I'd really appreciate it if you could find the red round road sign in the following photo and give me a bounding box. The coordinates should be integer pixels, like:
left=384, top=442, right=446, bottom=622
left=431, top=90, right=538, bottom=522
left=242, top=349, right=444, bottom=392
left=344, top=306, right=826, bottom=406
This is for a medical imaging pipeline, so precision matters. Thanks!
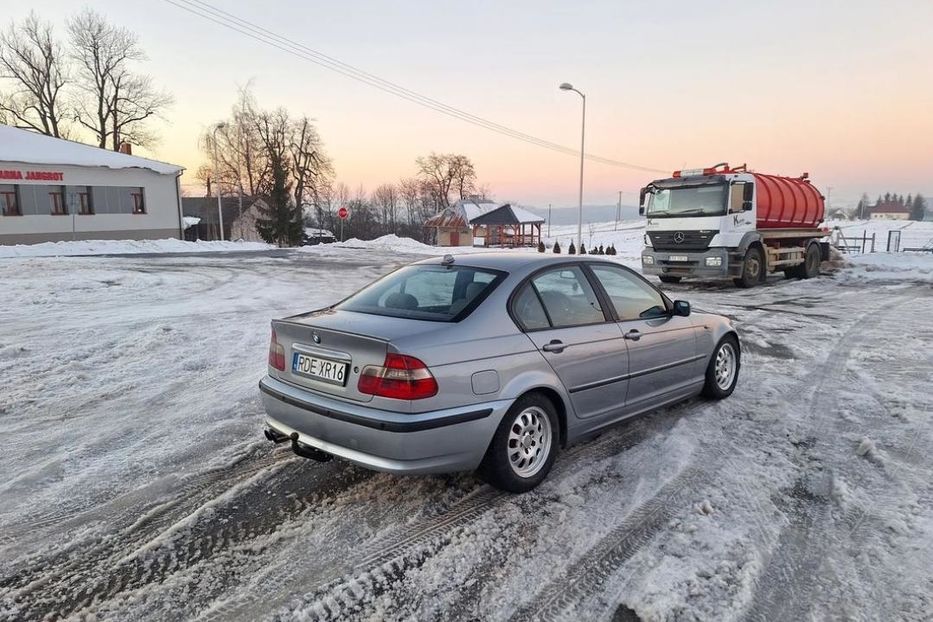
left=337, top=206, right=349, bottom=220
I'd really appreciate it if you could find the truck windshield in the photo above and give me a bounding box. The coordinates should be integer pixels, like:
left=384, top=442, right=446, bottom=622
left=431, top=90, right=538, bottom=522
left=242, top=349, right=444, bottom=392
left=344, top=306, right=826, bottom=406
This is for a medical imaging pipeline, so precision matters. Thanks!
left=646, top=184, right=727, bottom=218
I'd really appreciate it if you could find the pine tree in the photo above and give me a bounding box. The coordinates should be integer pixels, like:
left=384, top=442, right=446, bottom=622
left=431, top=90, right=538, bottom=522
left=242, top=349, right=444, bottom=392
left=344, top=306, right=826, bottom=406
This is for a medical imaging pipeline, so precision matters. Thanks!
left=256, top=153, right=301, bottom=246
left=568, top=241, right=576, bottom=255
left=911, top=194, right=927, bottom=221
left=537, top=240, right=546, bottom=253
left=598, top=244, right=605, bottom=255
left=883, top=192, right=891, bottom=204
left=553, top=240, right=561, bottom=254
left=579, top=242, right=587, bottom=255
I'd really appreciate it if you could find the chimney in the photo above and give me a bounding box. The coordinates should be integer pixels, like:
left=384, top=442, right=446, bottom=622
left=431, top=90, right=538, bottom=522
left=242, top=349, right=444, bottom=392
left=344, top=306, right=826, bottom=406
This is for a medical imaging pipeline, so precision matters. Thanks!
left=119, top=142, right=133, bottom=155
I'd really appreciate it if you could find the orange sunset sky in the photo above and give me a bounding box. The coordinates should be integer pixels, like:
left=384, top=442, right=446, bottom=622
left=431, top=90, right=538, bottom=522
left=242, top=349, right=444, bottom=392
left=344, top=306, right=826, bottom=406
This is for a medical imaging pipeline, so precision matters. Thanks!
left=5, top=0, right=933, bottom=209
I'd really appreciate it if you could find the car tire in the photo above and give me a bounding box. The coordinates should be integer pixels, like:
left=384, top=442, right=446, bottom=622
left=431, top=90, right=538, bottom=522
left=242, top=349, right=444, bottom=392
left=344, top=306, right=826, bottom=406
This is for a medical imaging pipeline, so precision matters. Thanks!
left=659, top=275, right=682, bottom=284
left=702, top=335, right=741, bottom=399
left=478, top=393, right=559, bottom=493
left=734, top=246, right=764, bottom=288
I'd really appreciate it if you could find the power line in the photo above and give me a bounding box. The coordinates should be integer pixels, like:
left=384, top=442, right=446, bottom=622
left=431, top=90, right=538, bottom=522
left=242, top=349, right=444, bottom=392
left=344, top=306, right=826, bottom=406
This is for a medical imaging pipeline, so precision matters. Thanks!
left=160, top=0, right=668, bottom=174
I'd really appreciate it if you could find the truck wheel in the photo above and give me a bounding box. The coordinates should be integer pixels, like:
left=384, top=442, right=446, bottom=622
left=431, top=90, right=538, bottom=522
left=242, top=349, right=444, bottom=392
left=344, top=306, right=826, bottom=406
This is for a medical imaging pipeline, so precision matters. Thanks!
left=659, top=276, right=682, bottom=284
left=734, top=246, right=763, bottom=288
left=801, top=243, right=821, bottom=279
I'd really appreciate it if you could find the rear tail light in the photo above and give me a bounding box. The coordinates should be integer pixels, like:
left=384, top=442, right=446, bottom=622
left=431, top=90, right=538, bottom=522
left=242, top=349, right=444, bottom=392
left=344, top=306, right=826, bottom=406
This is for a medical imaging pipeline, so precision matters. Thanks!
left=268, top=328, right=286, bottom=371
left=358, top=353, right=438, bottom=400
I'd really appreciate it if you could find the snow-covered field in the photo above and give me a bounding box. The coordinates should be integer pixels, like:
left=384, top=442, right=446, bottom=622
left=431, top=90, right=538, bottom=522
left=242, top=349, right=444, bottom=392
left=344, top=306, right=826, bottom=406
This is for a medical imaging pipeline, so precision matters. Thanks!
left=1, top=225, right=932, bottom=621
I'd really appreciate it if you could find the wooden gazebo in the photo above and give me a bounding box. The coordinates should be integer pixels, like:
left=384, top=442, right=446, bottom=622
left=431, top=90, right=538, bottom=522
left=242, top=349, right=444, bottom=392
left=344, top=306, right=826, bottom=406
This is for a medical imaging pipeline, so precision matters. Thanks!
left=469, top=203, right=544, bottom=248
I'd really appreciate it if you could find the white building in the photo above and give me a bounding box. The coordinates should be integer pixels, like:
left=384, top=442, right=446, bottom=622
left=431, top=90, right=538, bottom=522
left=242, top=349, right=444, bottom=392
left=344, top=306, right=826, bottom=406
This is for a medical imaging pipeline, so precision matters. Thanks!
left=0, top=125, right=184, bottom=245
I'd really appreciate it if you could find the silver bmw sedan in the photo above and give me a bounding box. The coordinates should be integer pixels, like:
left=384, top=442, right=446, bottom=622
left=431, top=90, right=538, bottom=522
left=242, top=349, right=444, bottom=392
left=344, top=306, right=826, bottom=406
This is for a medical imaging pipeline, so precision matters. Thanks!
left=260, top=253, right=740, bottom=492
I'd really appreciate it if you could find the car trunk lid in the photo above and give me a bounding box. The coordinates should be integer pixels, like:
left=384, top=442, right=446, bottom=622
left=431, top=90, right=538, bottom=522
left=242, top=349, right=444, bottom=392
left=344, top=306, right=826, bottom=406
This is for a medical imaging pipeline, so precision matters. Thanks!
left=270, top=309, right=443, bottom=403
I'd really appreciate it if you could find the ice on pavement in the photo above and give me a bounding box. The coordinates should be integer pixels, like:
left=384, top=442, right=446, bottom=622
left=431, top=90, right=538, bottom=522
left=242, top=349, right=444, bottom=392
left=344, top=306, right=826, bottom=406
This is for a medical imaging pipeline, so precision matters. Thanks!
left=1, top=221, right=932, bottom=621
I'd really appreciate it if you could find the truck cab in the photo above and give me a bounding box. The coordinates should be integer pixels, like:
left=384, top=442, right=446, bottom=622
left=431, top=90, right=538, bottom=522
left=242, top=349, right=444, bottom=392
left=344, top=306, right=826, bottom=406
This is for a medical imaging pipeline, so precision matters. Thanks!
left=639, top=163, right=827, bottom=287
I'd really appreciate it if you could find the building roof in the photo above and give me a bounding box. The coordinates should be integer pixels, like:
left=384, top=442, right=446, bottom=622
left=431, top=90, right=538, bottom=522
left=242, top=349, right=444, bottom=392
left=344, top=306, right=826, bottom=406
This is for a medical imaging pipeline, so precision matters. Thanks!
left=468, top=203, right=546, bottom=226
left=452, top=197, right=498, bottom=223
left=423, top=207, right=467, bottom=229
left=0, top=124, right=183, bottom=175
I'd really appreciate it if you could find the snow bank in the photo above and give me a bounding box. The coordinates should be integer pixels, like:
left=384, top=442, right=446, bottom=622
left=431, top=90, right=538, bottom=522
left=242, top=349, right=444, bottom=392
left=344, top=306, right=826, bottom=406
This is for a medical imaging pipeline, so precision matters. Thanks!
left=0, top=238, right=273, bottom=258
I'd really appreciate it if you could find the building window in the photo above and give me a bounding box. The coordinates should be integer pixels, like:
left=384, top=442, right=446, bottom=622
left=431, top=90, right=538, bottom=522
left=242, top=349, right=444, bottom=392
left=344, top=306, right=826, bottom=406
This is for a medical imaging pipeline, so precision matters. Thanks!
left=79, top=192, right=92, bottom=214
left=50, top=189, right=67, bottom=215
left=0, top=187, right=19, bottom=216
left=132, top=190, right=146, bottom=214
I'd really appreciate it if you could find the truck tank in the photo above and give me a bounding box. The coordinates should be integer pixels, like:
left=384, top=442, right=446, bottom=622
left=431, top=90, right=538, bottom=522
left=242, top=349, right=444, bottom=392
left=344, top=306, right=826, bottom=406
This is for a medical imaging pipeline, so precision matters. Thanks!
left=752, top=173, right=825, bottom=229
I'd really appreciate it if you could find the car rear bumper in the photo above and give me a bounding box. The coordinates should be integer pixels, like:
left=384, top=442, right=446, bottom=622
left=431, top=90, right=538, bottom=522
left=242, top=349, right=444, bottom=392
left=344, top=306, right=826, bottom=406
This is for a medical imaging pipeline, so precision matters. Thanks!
left=259, top=376, right=510, bottom=474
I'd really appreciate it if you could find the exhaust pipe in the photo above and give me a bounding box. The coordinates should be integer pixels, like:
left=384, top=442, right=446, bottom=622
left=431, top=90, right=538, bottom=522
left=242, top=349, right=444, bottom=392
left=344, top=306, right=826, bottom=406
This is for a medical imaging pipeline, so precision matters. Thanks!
left=264, top=428, right=289, bottom=444
left=289, top=432, right=333, bottom=462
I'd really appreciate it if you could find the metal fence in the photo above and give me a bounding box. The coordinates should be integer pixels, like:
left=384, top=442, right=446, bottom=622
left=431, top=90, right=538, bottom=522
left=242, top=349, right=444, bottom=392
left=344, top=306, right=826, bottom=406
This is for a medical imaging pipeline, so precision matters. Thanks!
left=830, top=224, right=933, bottom=255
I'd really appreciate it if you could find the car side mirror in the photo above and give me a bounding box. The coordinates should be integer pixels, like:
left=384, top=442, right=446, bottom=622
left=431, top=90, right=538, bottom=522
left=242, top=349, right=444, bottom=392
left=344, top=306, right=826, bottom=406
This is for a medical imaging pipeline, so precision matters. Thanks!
left=672, top=300, right=691, bottom=316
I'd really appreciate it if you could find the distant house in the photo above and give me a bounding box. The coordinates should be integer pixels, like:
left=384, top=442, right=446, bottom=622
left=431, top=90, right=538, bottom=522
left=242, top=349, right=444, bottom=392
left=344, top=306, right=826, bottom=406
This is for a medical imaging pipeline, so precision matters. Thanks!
left=424, top=197, right=498, bottom=246
left=182, top=196, right=269, bottom=241
left=869, top=201, right=911, bottom=220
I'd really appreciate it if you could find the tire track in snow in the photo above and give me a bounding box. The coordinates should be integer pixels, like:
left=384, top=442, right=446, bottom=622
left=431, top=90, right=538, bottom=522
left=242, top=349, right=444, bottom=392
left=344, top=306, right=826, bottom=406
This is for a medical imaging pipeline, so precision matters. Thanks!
left=199, top=410, right=691, bottom=622
left=0, top=444, right=294, bottom=604
left=509, top=467, right=708, bottom=622
left=741, top=294, right=913, bottom=622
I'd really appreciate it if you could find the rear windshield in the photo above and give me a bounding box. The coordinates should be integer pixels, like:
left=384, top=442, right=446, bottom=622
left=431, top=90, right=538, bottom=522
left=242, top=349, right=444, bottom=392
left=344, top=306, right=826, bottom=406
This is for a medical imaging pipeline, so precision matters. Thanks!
left=336, top=264, right=505, bottom=321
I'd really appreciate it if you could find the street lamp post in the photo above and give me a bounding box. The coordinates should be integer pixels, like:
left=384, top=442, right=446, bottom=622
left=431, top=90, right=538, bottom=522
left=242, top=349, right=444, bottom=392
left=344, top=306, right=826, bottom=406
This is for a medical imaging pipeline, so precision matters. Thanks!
left=560, top=82, right=585, bottom=250
left=212, top=122, right=227, bottom=241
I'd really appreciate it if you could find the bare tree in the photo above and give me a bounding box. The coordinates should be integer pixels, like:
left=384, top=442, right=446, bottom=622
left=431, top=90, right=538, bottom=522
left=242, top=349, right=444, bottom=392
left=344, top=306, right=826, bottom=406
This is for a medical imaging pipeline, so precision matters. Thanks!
left=290, top=115, right=333, bottom=220
left=0, top=13, right=69, bottom=137
left=67, top=8, right=171, bottom=150
left=398, top=177, right=422, bottom=227
left=416, top=152, right=478, bottom=209
left=372, top=183, right=399, bottom=233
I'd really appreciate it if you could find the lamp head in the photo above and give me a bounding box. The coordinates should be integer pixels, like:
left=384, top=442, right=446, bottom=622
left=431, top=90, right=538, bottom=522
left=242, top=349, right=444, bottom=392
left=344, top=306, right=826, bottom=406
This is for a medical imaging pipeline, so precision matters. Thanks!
left=559, top=82, right=573, bottom=91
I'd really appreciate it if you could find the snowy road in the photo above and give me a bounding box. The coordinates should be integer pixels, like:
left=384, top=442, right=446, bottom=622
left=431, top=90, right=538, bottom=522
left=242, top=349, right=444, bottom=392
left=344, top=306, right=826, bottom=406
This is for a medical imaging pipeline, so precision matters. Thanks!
left=1, top=249, right=931, bottom=621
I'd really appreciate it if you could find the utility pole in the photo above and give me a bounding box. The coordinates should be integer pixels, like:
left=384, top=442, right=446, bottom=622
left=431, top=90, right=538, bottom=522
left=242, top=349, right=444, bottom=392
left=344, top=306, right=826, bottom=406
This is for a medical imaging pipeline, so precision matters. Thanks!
left=615, top=191, right=622, bottom=230
left=212, top=122, right=227, bottom=241
left=547, top=203, right=551, bottom=238
left=826, top=186, right=833, bottom=213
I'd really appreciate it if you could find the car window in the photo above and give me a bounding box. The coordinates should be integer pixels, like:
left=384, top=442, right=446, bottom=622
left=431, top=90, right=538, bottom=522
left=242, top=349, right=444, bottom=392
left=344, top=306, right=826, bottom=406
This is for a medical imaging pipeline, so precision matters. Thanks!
left=590, top=265, right=668, bottom=320
left=337, top=265, right=501, bottom=321
left=512, top=284, right=550, bottom=330
left=530, top=266, right=604, bottom=327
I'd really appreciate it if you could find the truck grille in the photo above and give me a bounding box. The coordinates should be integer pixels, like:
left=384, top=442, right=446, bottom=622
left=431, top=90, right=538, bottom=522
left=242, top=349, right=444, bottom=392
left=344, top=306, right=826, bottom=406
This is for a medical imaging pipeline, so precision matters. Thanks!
left=648, top=230, right=718, bottom=251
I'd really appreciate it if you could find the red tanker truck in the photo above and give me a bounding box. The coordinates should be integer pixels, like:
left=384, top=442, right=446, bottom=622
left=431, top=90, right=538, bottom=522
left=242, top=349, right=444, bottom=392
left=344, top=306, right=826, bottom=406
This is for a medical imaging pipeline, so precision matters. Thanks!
left=639, top=163, right=830, bottom=287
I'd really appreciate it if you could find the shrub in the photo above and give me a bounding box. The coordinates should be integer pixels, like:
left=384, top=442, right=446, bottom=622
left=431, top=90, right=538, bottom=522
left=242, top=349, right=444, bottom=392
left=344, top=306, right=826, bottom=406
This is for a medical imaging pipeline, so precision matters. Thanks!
left=568, top=241, right=576, bottom=255
left=553, top=240, right=561, bottom=254
left=537, top=240, right=546, bottom=253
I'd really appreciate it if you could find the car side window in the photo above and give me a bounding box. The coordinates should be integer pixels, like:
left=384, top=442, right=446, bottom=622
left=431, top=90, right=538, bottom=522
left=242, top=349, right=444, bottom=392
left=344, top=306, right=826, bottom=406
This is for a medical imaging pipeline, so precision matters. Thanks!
left=529, top=266, right=604, bottom=328
left=590, top=265, right=668, bottom=321
left=512, top=284, right=550, bottom=330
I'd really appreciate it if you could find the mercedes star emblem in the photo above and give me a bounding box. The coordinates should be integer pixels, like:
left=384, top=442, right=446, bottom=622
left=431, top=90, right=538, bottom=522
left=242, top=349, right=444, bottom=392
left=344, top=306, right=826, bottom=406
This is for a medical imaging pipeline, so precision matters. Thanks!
left=673, top=232, right=686, bottom=243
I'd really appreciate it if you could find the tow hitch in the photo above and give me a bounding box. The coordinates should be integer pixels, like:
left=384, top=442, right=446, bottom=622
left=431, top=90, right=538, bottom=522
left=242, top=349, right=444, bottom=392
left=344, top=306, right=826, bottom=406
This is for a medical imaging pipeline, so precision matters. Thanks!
left=288, top=432, right=333, bottom=462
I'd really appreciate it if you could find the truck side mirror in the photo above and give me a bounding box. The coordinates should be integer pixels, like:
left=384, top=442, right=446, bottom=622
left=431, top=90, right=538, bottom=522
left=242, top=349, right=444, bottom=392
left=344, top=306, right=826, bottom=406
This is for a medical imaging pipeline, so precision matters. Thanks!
left=639, top=187, right=647, bottom=216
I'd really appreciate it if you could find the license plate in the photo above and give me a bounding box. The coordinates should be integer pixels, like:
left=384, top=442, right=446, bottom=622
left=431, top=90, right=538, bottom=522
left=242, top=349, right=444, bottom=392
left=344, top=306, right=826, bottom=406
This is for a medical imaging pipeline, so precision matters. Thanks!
left=668, top=255, right=689, bottom=262
left=292, top=352, right=348, bottom=386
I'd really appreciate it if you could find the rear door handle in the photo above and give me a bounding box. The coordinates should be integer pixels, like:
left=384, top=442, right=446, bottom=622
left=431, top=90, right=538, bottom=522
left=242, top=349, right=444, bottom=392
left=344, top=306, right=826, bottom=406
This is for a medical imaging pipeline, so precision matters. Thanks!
left=542, top=340, right=566, bottom=353
left=624, top=329, right=641, bottom=341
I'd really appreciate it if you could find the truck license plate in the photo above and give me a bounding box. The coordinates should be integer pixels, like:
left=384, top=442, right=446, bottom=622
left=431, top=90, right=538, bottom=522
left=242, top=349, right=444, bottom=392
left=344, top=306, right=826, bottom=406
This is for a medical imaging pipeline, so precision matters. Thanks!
left=668, top=255, right=689, bottom=262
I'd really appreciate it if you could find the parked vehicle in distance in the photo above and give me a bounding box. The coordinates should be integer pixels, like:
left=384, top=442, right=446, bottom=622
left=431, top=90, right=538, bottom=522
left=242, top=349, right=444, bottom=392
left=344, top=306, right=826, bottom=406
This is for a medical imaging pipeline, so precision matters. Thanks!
left=639, top=162, right=830, bottom=287
left=260, top=254, right=740, bottom=492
